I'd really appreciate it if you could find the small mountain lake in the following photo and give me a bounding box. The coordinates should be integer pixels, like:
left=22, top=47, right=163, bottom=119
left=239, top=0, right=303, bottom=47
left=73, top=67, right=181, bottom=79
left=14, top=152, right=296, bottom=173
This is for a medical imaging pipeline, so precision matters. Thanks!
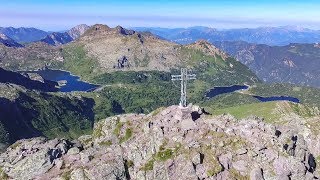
left=253, top=96, right=300, bottom=103
left=205, top=85, right=249, bottom=97
left=23, top=69, right=99, bottom=92
left=206, top=85, right=300, bottom=103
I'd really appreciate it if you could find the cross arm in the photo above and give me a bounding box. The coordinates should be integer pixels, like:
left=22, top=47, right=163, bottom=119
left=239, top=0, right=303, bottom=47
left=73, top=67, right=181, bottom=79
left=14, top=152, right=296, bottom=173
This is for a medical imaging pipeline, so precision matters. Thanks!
left=171, top=75, right=182, bottom=81
left=186, top=74, right=196, bottom=80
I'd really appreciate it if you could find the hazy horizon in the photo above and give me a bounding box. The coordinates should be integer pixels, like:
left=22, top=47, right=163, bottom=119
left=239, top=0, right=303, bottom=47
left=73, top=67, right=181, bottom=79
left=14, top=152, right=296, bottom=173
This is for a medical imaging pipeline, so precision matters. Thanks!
left=1, top=24, right=320, bottom=32
left=1, top=0, right=320, bottom=31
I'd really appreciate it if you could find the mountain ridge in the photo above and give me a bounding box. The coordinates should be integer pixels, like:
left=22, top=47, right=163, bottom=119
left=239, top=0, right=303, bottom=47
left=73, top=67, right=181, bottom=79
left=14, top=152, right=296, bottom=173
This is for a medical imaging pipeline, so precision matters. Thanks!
left=212, top=41, right=320, bottom=87
left=133, top=26, right=320, bottom=46
left=0, top=27, right=49, bottom=43
left=41, top=24, right=90, bottom=46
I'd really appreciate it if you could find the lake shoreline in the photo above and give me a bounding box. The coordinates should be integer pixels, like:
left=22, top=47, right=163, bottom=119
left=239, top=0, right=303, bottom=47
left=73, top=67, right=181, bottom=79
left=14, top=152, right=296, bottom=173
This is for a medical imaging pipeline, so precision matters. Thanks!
left=19, top=68, right=100, bottom=92
left=206, top=84, right=300, bottom=103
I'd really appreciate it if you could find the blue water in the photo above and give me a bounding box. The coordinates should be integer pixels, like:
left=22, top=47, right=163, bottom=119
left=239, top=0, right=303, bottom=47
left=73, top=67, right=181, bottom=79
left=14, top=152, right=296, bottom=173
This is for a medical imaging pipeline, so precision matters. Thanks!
left=206, top=85, right=249, bottom=98
left=253, top=96, right=300, bottom=103
left=24, top=69, right=99, bottom=92
left=206, top=85, right=300, bottom=103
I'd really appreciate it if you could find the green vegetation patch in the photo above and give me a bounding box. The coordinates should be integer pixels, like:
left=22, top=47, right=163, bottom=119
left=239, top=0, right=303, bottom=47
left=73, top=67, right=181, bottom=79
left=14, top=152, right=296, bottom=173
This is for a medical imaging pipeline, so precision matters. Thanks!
left=125, top=160, right=134, bottom=168
left=179, top=47, right=260, bottom=87
left=212, top=102, right=281, bottom=123
left=206, top=157, right=223, bottom=177
left=61, top=170, right=72, bottom=180
left=119, top=128, right=133, bottom=143
left=113, top=119, right=123, bottom=136
left=112, top=119, right=133, bottom=143
left=290, top=103, right=318, bottom=118
left=93, top=124, right=104, bottom=138
left=92, top=71, right=172, bottom=85
left=0, top=166, right=9, bottom=180
left=98, top=140, right=112, bottom=147
left=229, top=168, right=249, bottom=180
left=202, top=93, right=260, bottom=111
left=141, top=141, right=181, bottom=171
left=0, top=90, right=95, bottom=145
left=141, top=159, right=155, bottom=171
left=61, top=44, right=101, bottom=81
left=156, top=149, right=174, bottom=161
left=249, top=83, right=320, bottom=108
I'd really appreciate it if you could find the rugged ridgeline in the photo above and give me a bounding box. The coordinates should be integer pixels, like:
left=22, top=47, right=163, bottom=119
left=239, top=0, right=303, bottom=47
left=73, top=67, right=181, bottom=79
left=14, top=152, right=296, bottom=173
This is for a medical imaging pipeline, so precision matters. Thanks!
left=0, top=24, right=259, bottom=85
left=0, top=68, right=95, bottom=148
left=41, top=24, right=90, bottom=46
left=212, top=41, right=320, bottom=88
left=133, top=26, right=320, bottom=46
left=0, top=27, right=49, bottom=43
left=134, top=26, right=320, bottom=88
left=1, top=105, right=320, bottom=179
left=0, top=41, right=63, bottom=70
left=62, top=24, right=259, bottom=85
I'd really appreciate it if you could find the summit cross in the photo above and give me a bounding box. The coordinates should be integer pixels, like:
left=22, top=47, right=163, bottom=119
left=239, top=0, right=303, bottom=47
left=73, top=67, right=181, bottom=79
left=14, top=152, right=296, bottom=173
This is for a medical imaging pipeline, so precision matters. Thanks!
left=171, top=68, right=196, bottom=107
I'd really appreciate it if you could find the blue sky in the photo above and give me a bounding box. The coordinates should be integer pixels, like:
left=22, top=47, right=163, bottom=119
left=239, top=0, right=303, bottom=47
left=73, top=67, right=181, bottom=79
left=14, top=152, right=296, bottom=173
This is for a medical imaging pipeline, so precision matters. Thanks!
left=1, top=0, right=320, bottom=30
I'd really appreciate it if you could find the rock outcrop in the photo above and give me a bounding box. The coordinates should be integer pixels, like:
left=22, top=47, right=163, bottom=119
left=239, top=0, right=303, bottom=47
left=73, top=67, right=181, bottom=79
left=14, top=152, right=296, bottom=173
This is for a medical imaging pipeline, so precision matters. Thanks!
left=1, top=105, right=319, bottom=179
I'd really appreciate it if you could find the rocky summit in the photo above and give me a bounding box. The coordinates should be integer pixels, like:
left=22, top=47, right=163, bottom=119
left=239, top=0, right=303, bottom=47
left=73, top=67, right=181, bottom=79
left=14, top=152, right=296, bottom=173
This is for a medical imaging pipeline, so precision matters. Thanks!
left=1, top=105, right=320, bottom=180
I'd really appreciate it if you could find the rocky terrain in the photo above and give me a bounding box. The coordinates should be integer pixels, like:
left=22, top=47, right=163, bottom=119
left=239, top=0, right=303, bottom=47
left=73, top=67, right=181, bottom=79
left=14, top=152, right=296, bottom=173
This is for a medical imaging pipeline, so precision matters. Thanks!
left=41, top=24, right=90, bottom=46
left=1, top=104, right=320, bottom=179
left=76, top=24, right=182, bottom=72
left=0, top=42, right=63, bottom=70
left=68, top=24, right=256, bottom=79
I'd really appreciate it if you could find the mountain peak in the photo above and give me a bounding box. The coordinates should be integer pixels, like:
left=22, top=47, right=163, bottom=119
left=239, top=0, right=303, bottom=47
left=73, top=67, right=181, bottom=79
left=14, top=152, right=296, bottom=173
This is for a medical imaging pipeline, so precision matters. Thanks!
left=68, top=24, right=90, bottom=39
left=186, top=39, right=229, bottom=60
left=40, top=24, right=90, bottom=46
left=115, top=25, right=136, bottom=35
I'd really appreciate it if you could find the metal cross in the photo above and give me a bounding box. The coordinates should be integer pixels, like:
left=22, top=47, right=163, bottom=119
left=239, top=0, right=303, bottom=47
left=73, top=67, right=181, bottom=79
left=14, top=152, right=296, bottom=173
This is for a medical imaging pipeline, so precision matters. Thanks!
left=171, top=68, right=196, bottom=107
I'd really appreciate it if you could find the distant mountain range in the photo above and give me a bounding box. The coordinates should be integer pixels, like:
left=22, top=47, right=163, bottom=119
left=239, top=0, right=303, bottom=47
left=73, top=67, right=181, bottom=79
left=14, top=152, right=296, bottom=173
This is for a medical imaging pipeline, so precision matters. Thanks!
left=212, top=41, right=320, bottom=87
left=0, top=24, right=89, bottom=46
left=41, top=24, right=90, bottom=46
left=0, top=27, right=49, bottom=43
left=0, top=24, right=320, bottom=87
left=133, top=26, right=320, bottom=46
left=1, top=25, right=320, bottom=46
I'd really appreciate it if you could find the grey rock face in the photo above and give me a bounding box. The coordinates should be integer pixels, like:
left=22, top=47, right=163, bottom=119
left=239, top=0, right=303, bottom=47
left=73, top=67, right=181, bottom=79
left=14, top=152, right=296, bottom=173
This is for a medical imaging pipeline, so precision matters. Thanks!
left=250, top=167, right=264, bottom=180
